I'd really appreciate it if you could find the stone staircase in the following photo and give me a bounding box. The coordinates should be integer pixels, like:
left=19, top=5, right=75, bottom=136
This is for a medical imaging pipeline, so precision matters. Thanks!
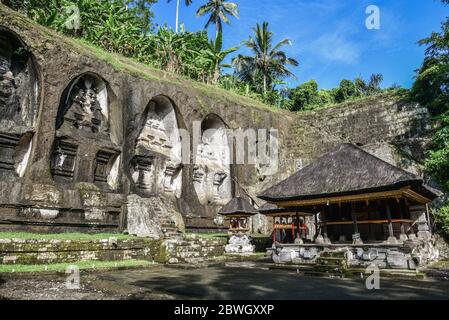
left=149, top=197, right=184, bottom=241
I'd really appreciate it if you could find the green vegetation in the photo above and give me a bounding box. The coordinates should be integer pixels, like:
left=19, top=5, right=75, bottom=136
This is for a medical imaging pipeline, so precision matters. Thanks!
left=0, top=259, right=152, bottom=273
left=196, top=0, right=239, bottom=39
left=412, top=0, right=449, bottom=237
left=287, top=74, right=404, bottom=112
left=2, top=1, right=397, bottom=110
left=0, top=232, right=134, bottom=240
left=233, top=21, right=298, bottom=98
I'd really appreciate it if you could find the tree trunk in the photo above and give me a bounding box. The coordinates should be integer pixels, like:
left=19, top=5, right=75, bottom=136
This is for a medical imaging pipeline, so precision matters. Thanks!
left=175, top=0, right=180, bottom=33
left=263, top=74, right=267, bottom=95
left=212, top=64, right=220, bottom=85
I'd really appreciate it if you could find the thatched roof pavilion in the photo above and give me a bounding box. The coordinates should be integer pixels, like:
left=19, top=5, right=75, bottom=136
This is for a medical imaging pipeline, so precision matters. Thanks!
left=259, top=143, right=439, bottom=206
left=258, top=143, right=442, bottom=244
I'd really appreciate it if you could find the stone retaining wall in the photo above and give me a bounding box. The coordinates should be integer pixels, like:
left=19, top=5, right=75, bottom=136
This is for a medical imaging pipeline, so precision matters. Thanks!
left=0, top=238, right=163, bottom=265
left=164, top=235, right=228, bottom=264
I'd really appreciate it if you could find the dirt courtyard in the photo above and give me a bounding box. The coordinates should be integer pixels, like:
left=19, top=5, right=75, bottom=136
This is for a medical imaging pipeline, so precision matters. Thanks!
left=1, top=264, right=448, bottom=300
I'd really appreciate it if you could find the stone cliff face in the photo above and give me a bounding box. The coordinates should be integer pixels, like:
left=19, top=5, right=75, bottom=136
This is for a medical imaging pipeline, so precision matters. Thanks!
left=0, top=5, right=435, bottom=236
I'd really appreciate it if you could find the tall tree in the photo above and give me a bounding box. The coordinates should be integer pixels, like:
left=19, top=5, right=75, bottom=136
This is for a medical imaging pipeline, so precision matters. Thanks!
left=167, top=0, right=192, bottom=33
left=233, top=22, right=298, bottom=95
left=198, top=32, right=238, bottom=84
left=196, top=0, right=239, bottom=39
left=128, top=0, right=158, bottom=34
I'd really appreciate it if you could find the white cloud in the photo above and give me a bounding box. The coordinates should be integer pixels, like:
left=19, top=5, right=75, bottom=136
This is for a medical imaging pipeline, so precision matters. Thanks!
left=309, top=32, right=361, bottom=64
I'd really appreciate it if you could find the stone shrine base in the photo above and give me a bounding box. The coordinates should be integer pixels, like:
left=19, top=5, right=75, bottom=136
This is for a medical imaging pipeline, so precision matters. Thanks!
left=224, top=234, right=255, bottom=255
left=268, top=238, right=440, bottom=270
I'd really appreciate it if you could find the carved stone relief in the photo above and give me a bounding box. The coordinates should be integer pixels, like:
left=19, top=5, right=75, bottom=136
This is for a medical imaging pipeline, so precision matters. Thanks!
left=193, top=119, right=232, bottom=206
left=62, top=76, right=108, bottom=134
left=133, top=98, right=182, bottom=197
left=0, top=33, right=38, bottom=179
left=51, top=74, right=120, bottom=190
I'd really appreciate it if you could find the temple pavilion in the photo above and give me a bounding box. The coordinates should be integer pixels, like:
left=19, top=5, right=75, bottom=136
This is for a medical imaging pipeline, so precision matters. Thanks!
left=258, top=143, right=441, bottom=245
left=218, top=197, right=259, bottom=234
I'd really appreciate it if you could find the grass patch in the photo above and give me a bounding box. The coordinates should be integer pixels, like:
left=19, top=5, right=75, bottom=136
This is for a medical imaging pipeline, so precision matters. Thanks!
left=0, top=232, right=135, bottom=241
left=428, top=259, right=449, bottom=270
left=0, top=260, right=152, bottom=274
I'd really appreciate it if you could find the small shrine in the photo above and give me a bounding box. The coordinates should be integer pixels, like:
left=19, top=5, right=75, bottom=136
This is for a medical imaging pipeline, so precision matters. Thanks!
left=218, top=197, right=259, bottom=254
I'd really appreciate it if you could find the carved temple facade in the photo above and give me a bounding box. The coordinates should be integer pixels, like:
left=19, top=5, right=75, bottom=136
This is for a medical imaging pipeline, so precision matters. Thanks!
left=0, top=6, right=444, bottom=241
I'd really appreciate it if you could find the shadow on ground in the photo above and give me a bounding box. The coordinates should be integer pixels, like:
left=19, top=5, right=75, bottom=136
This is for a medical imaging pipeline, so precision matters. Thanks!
left=95, top=265, right=449, bottom=300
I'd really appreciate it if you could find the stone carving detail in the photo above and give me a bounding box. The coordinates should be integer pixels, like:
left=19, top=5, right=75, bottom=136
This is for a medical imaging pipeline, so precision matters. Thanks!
left=63, top=77, right=107, bottom=134
left=0, top=34, right=38, bottom=179
left=94, top=150, right=116, bottom=186
left=51, top=140, right=78, bottom=182
left=51, top=74, right=120, bottom=191
left=0, top=49, right=19, bottom=118
left=133, top=98, right=182, bottom=197
left=137, top=109, right=173, bottom=156
left=194, top=122, right=232, bottom=206
left=132, top=156, right=155, bottom=192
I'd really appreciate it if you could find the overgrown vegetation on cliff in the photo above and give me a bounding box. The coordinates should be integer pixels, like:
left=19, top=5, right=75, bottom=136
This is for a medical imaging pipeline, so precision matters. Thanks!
left=412, top=0, right=449, bottom=235
left=1, top=0, right=397, bottom=110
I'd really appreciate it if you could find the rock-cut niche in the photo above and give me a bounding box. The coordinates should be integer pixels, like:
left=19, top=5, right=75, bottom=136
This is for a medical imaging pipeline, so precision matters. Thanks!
left=193, top=114, right=232, bottom=206
left=51, top=73, right=121, bottom=190
left=131, top=96, right=183, bottom=198
left=0, top=30, right=38, bottom=179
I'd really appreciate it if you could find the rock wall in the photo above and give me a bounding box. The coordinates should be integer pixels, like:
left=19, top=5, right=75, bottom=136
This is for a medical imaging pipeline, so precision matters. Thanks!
left=163, top=234, right=227, bottom=264
left=0, top=6, right=437, bottom=236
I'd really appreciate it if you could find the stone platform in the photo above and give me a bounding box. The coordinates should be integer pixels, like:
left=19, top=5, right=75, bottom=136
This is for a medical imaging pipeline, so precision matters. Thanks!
left=268, top=239, right=440, bottom=270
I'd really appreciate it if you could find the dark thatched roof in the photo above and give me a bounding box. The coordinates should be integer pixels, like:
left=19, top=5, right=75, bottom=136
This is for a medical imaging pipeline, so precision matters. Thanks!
left=259, top=143, right=441, bottom=202
left=218, top=197, right=259, bottom=216
left=258, top=203, right=314, bottom=216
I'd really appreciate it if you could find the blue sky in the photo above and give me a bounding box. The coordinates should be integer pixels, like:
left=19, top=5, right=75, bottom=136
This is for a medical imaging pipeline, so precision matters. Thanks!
left=151, top=0, right=448, bottom=89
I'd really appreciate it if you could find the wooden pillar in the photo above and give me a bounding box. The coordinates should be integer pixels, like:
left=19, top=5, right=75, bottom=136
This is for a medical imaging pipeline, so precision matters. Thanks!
left=295, top=208, right=301, bottom=240
left=351, top=202, right=363, bottom=244
left=399, top=199, right=405, bottom=234
left=351, top=203, right=359, bottom=234
left=322, top=206, right=328, bottom=239
left=273, top=216, right=277, bottom=243
left=386, top=201, right=395, bottom=242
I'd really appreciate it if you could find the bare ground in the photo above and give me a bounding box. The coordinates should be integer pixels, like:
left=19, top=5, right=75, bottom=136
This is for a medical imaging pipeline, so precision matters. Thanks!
left=1, top=264, right=448, bottom=300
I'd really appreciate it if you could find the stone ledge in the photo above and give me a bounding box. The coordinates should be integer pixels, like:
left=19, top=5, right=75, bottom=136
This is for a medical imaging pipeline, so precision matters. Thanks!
left=0, top=238, right=164, bottom=265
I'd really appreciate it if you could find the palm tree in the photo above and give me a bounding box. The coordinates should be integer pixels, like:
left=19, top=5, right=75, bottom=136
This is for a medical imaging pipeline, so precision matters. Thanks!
left=198, top=32, right=238, bottom=84
left=167, top=0, right=193, bottom=33
left=233, top=22, right=299, bottom=95
left=196, top=0, right=239, bottom=39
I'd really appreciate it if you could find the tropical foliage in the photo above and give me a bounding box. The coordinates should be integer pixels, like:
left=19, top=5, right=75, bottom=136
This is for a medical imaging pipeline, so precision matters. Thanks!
left=3, top=0, right=393, bottom=110
left=287, top=74, right=391, bottom=112
left=196, top=0, right=239, bottom=39
left=233, top=22, right=298, bottom=96
left=412, top=0, right=449, bottom=236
